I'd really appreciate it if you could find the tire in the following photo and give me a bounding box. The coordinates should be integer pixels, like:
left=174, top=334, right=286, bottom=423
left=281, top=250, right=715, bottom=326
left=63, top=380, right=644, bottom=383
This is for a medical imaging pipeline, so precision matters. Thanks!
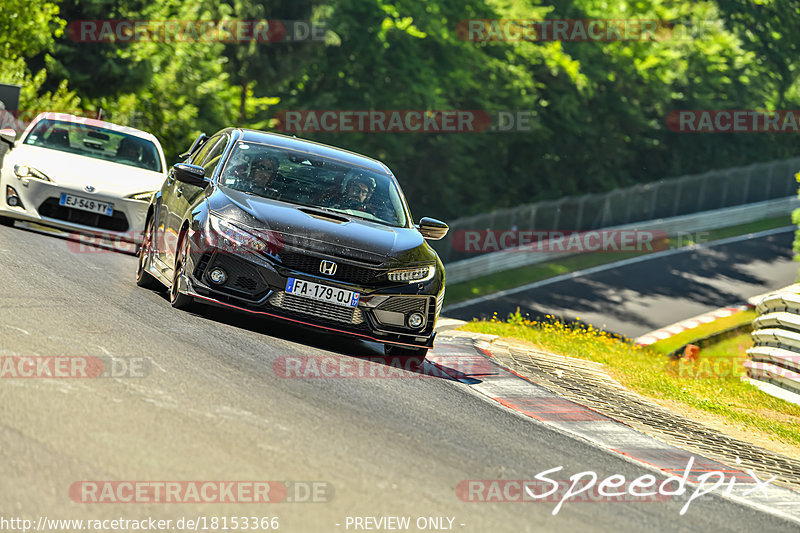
left=0, top=215, right=14, bottom=227
left=135, top=217, right=159, bottom=289
left=384, top=344, right=428, bottom=369
left=169, top=231, right=195, bottom=310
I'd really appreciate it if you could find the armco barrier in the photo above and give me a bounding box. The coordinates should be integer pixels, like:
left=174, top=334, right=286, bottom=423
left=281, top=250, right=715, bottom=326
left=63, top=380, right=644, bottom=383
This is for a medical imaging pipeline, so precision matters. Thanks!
left=747, top=285, right=800, bottom=403
left=445, top=196, right=799, bottom=284
left=433, top=156, right=800, bottom=266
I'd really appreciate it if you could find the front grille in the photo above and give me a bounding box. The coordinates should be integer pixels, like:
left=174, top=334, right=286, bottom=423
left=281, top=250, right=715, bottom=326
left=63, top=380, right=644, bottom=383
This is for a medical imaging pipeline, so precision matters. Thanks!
left=277, top=251, right=383, bottom=285
left=376, top=296, right=429, bottom=315
left=38, top=197, right=129, bottom=231
left=206, top=254, right=267, bottom=297
left=281, top=236, right=384, bottom=265
left=235, top=277, right=259, bottom=290
left=269, top=291, right=364, bottom=325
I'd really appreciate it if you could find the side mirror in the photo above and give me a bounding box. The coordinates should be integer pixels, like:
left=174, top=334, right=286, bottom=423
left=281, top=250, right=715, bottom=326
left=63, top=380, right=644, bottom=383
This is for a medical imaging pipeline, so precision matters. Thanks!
left=178, top=133, right=208, bottom=159
left=172, top=163, right=209, bottom=188
left=417, top=217, right=449, bottom=240
left=0, top=128, right=17, bottom=148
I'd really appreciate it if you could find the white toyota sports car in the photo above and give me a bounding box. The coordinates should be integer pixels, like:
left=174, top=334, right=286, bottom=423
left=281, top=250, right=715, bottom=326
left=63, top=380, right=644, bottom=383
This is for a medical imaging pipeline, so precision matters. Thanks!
left=0, top=113, right=167, bottom=245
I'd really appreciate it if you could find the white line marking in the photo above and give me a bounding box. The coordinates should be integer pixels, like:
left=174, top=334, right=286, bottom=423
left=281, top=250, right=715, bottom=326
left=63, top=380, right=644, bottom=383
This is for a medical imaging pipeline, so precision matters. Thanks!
left=2, top=325, right=30, bottom=335
left=443, top=226, right=795, bottom=312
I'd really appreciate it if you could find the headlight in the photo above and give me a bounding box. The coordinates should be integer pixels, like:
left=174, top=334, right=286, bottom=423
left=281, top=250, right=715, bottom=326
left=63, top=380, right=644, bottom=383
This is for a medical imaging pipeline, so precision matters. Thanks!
left=208, top=213, right=281, bottom=255
left=388, top=265, right=435, bottom=283
left=13, top=164, right=51, bottom=182
left=126, top=191, right=156, bottom=202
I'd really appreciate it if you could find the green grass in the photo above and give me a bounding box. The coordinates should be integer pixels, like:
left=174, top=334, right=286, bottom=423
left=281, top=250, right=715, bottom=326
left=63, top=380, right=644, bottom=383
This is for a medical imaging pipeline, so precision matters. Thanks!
left=445, top=216, right=792, bottom=306
left=462, top=313, right=800, bottom=448
left=701, top=332, right=754, bottom=358
left=648, top=309, right=757, bottom=355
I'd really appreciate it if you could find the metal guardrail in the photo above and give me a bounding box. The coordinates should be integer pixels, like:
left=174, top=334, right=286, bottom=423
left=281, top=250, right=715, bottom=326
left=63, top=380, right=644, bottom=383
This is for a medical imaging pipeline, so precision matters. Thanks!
left=747, top=285, right=800, bottom=403
left=444, top=196, right=800, bottom=284
left=433, top=156, right=800, bottom=265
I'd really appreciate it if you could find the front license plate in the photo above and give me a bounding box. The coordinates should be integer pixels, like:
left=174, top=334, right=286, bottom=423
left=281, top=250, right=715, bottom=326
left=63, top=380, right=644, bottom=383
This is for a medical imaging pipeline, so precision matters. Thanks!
left=286, top=278, right=360, bottom=308
left=59, top=193, right=114, bottom=216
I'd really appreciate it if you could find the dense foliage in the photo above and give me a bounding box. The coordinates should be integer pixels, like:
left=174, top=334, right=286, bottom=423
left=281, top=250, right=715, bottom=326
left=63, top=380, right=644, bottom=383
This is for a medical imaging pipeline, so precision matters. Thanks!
left=3, top=0, right=800, bottom=221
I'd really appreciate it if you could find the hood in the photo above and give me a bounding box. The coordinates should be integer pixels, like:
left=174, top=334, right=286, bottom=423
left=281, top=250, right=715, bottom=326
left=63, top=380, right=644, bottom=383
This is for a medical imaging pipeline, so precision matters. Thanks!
left=6, top=144, right=166, bottom=195
left=209, top=188, right=432, bottom=264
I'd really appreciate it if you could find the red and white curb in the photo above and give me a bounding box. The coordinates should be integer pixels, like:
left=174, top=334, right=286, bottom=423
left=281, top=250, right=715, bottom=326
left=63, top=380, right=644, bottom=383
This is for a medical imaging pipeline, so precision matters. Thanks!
left=429, top=331, right=800, bottom=523
left=634, top=305, right=752, bottom=346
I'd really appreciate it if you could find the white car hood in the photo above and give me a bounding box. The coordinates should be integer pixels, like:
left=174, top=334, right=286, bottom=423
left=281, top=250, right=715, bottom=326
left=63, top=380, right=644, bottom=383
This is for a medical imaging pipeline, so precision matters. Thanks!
left=6, top=145, right=166, bottom=196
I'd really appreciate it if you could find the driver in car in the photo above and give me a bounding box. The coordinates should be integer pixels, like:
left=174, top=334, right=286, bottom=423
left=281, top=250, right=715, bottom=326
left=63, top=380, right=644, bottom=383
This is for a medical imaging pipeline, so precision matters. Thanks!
left=117, top=137, right=142, bottom=163
left=230, top=155, right=284, bottom=198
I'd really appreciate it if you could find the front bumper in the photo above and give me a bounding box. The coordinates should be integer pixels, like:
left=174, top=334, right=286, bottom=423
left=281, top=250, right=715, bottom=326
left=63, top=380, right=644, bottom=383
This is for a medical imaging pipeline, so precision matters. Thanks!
left=183, top=243, right=441, bottom=349
left=0, top=177, right=149, bottom=243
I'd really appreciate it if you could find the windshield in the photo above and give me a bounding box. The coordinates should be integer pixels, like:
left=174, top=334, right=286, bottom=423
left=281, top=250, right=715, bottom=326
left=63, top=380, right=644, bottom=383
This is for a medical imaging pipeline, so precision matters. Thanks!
left=23, top=118, right=163, bottom=173
left=219, top=141, right=409, bottom=228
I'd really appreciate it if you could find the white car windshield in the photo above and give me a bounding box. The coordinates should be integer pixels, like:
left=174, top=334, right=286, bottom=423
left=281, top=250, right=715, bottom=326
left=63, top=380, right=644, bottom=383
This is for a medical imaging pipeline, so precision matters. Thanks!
left=23, top=118, right=162, bottom=173
left=219, top=141, right=410, bottom=228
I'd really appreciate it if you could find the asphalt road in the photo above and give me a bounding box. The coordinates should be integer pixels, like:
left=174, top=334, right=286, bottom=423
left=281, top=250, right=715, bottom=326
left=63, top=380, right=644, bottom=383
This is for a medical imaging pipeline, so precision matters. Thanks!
left=444, top=229, right=798, bottom=338
left=1, top=223, right=797, bottom=532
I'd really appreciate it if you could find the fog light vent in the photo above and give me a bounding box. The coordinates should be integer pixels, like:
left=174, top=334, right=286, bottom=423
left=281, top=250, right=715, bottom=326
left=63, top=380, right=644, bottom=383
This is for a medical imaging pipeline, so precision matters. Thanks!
left=6, top=186, right=21, bottom=207
left=408, top=312, right=425, bottom=329
left=209, top=267, right=228, bottom=284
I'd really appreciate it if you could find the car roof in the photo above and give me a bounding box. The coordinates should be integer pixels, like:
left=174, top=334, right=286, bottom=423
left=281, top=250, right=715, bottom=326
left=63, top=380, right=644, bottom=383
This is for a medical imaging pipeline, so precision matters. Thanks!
left=31, top=112, right=162, bottom=144
left=235, top=129, right=391, bottom=174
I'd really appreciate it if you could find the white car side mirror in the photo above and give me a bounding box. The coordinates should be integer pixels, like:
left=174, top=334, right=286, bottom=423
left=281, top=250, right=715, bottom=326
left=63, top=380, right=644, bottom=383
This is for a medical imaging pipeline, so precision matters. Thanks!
left=0, top=128, right=17, bottom=148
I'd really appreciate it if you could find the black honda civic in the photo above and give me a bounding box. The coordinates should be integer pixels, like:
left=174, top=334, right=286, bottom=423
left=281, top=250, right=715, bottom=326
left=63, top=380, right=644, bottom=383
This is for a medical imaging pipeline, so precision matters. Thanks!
left=136, top=128, right=448, bottom=360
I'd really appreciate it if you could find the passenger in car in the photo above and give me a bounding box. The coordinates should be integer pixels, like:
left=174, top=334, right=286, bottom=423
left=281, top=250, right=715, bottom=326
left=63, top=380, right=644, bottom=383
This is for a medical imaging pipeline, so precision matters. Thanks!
left=47, top=128, right=71, bottom=148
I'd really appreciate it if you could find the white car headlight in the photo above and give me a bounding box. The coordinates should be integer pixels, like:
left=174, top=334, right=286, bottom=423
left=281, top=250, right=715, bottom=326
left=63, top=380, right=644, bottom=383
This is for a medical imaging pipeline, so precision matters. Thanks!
left=126, top=191, right=156, bottom=202
left=388, top=265, right=435, bottom=283
left=13, top=164, right=51, bottom=182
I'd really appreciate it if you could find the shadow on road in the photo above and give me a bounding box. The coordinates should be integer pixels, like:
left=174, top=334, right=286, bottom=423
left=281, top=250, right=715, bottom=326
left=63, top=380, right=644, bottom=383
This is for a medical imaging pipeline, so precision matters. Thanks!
left=449, top=232, right=794, bottom=335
